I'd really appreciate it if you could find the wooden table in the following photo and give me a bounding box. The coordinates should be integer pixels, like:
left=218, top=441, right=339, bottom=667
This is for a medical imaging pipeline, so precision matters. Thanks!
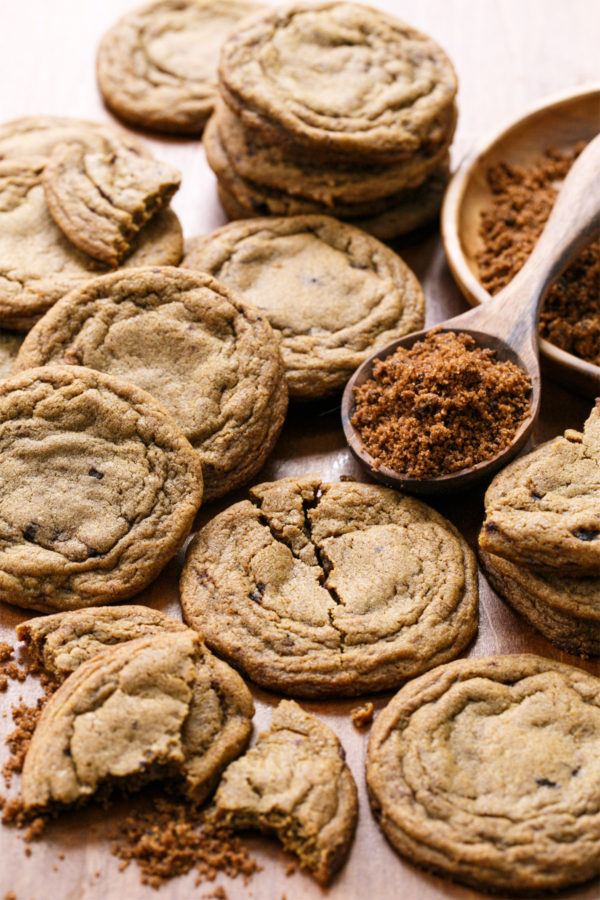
left=1, top=2, right=598, bottom=898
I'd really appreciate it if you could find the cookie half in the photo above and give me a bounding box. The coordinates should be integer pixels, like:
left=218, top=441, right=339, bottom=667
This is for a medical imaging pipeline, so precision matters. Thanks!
left=183, top=215, right=425, bottom=399
left=367, top=654, right=600, bottom=893
left=218, top=2, right=457, bottom=163
left=97, top=0, right=264, bottom=135
left=22, top=631, right=254, bottom=809
left=42, top=140, right=181, bottom=266
left=15, top=267, right=288, bottom=501
left=215, top=699, right=357, bottom=884
left=0, top=365, right=203, bottom=611
left=180, top=476, right=478, bottom=697
left=480, top=402, right=600, bottom=574
left=479, top=548, right=600, bottom=656
left=0, top=159, right=182, bottom=330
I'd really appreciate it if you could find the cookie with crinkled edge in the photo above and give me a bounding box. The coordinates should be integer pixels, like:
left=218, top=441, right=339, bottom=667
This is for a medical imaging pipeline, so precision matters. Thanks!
left=16, top=605, right=189, bottom=680
left=0, top=115, right=148, bottom=161
left=97, top=0, right=265, bottom=135
left=479, top=402, right=600, bottom=575
left=218, top=2, right=457, bottom=164
left=0, top=158, right=182, bottom=331
left=367, top=654, right=600, bottom=893
left=0, top=365, right=203, bottom=612
left=215, top=699, right=357, bottom=884
left=22, top=631, right=254, bottom=809
left=14, top=267, right=288, bottom=501
left=42, top=140, right=181, bottom=266
left=183, top=215, right=425, bottom=399
left=180, top=476, right=478, bottom=697
left=215, top=96, right=456, bottom=205
left=479, top=548, right=600, bottom=656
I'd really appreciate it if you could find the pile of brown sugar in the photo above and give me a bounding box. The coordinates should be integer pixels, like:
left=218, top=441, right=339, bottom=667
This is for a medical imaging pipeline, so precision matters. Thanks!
left=476, top=144, right=600, bottom=366
left=351, top=329, right=532, bottom=478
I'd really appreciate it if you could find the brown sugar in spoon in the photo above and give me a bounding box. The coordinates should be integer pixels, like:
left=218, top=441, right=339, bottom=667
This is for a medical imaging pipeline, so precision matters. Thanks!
left=342, top=133, right=600, bottom=495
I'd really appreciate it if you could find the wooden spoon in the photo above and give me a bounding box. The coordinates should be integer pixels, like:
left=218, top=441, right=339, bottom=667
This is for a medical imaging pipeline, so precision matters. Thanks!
left=341, top=133, right=600, bottom=495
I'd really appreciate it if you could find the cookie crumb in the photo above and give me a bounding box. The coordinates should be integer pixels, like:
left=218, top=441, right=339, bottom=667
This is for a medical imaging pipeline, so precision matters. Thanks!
left=5, top=892, right=17, bottom=900
left=351, top=702, right=374, bottom=729
left=0, top=643, right=27, bottom=692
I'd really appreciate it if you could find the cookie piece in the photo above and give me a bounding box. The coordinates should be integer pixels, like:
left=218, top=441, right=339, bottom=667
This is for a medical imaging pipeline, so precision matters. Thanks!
left=219, top=2, right=457, bottom=163
left=180, top=476, right=478, bottom=697
left=43, top=140, right=181, bottom=266
left=215, top=96, right=456, bottom=205
left=22, top=631, right=254, bottom=809
left=183, top=215, right=425, bottom=399
left=15, top=267, right=288, bottom=501
left=215, top=699, right=357, bottom=884
left=0, top=330, right=22, bottom=379
left=0, top=159, right=182, bottom=330
left=367, top=654, right=600, bottom=893
left=0, top=365, right=203, bottom=612
left=480, top=402, right=600, bottom=574
left=479, top=548, right=600, bottom=656
left=97, top=0, right=264, bottom=135
left=16, top=605, right=189, bottom=680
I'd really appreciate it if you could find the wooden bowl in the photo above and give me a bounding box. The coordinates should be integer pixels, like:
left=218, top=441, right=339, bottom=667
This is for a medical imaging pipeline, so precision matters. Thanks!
left=442, top=84, right=600, bottom=398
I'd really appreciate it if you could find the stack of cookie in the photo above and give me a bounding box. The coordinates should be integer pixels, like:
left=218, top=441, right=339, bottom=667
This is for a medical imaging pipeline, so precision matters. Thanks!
left=479, top=401, right=600, bottom=656
left=205, top=2, right=458, bottom=240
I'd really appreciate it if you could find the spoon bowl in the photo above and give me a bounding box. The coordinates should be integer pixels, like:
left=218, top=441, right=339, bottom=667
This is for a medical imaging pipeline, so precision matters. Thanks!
left=341, top=132, right=600, bottom=495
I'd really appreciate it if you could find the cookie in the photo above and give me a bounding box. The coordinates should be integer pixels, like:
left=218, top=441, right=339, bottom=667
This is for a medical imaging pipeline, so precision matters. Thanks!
left=479, top=547, right=600, bottom=656
left=183, top=215, right=425, bottom=399
left=215, top=699, right=357, bottom=884
left=0, top=365, right=203, bottom=612
left=480, top=402, right=600, bottom=574
left=0, top=330, right=22, bottom=380
left=218, top=2, right=457, bottom=163
left=366, top=654, right=600, bottom=893
left=0, top=115, right=147, bottom=161
left=97, top=0, right=264, bottom=135
left=42, top=140, right=181, bottom=266
left=180, top=476, right=478, bottom=697
left=15, top=267, right=288, bottom=501
left=0, top=158, right=182, bottom=330
left=214, top=96, right=456, bottom=205
left=22, top=631, right=254, bottom=809
left=16, top=605, right=189, bottom=680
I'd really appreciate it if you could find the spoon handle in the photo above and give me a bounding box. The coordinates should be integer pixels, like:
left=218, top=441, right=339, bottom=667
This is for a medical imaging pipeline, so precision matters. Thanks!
left=452, top=132, right=600, bottom=344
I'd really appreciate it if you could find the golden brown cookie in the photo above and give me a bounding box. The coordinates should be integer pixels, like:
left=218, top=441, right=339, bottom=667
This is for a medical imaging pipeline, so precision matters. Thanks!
left=0, top=365, right=203, bottom=612
left=42, top=140, right=181, bottom=266
left=22, top=631, right=254, bottom=809
left=480, top=402, right=600, bottom=575
left=479, top=547, right=600, bottom=656
left=367, top=654, right=600, bottom=893
left=183, top=215, right=425, bottom=399
left=215, top=699, right=357, bottom=884
left=0, top=115, right=147, bottom=161
left=15, top=267, right=288, bottom=501
left=97, top=0, right=264, bottom=135
left=180, top=476, right=478, bottom=697
left=0, top=159, right=182, bottom=330
left=218, top=2, right=457, bottom=163
left=16, top=605, right=189, bottom=680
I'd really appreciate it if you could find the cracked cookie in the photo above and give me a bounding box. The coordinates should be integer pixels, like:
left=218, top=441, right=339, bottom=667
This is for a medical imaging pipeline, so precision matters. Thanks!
left=215, top=699, right=357, bottom=884
left=180, top=476, right=478, bottom=697
left=42, top=140, right=181, bottom=266
left=479, top=548, right=600, bottom=656
left=479, top=402, right=600, bottom=575
left=97, top=0, right=264, bottom=136
left=0, top=158, right=182, bottom=330
left=183, top=215, right=425, bottom=400
left=218, top=2, right=457, bottom=164
left=0, top=365, right=203, bottom=612
left=22, top=631, right=254, bottom=810
left=15, top=267, right=288, bottom=501
left=0, top=115, right=148, bottom=161
left=366, top=654, right=600, bottom=893
left=16, top=605, right=189, bottom=681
